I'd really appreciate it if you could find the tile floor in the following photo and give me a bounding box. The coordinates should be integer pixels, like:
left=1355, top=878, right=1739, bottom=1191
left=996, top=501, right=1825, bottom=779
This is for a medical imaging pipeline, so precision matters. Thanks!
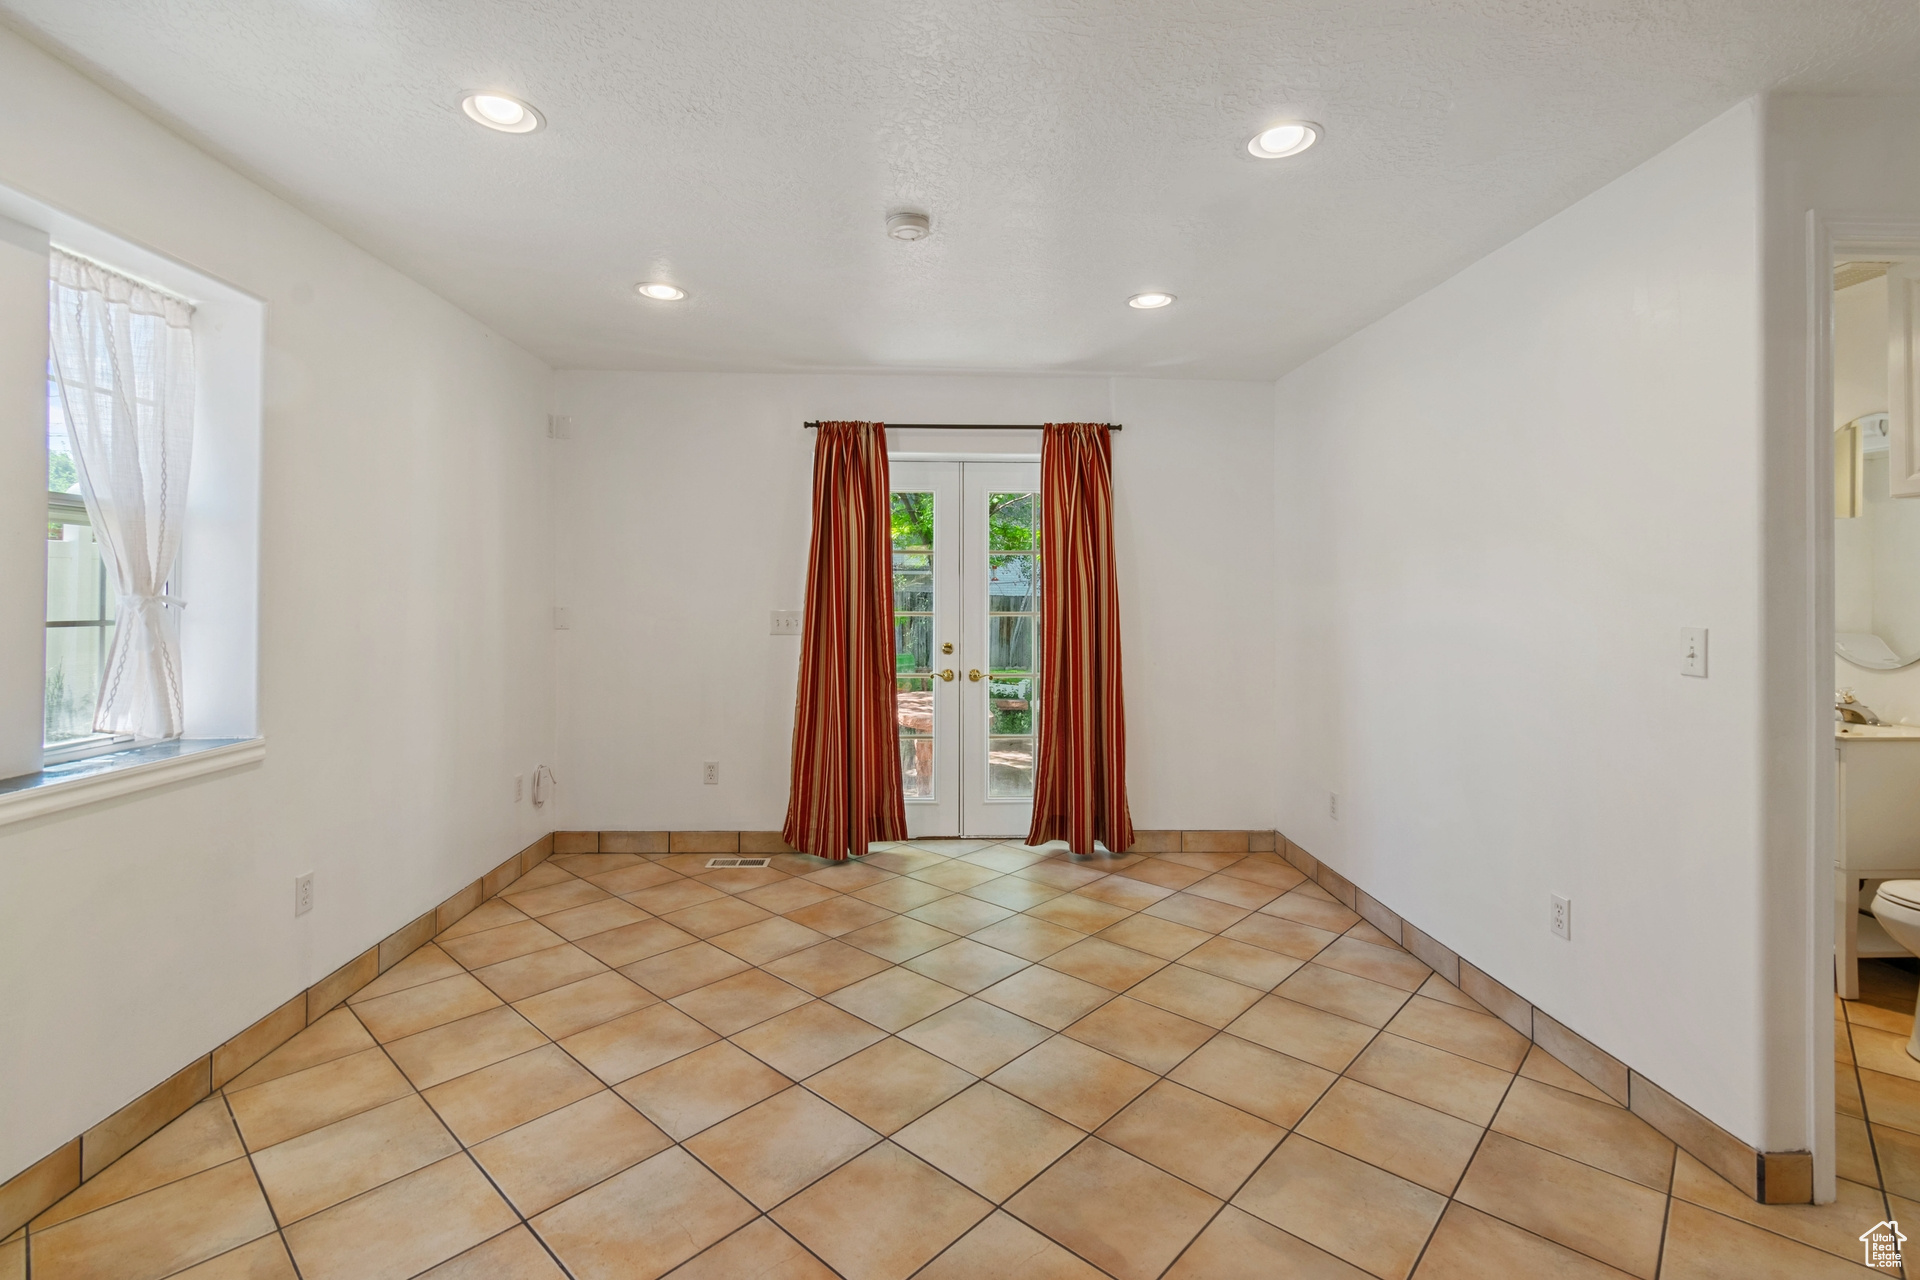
left=6, top=840, right=1906, bottom=1279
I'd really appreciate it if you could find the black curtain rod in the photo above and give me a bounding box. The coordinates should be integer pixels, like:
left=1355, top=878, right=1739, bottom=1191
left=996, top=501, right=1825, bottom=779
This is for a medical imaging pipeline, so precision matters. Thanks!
left=802, top=422, right=1121, bottom=431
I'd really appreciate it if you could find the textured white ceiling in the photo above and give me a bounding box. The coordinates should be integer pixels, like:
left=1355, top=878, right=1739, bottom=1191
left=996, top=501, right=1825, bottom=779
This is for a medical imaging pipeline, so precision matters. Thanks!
left=6, top=0, right=1919, bottom=378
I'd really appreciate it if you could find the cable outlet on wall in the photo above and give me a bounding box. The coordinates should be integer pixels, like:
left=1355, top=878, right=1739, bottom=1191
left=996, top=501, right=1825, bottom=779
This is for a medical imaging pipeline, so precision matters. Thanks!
left=703, top=761, right=719, bottom=786
left=770, top=610, right=802, bottom=635
left=1550, top=893, right=1572, bottom=940
left=294, top=872, right=314, bottom=917
left=553, top=607, right=572, bottom=631
left=514, top=774, right=524, bottom=803
left=1328, top=791, right=1339, bottom=821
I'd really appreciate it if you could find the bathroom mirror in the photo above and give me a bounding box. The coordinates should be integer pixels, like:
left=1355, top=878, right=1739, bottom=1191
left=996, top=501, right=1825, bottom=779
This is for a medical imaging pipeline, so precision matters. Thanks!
left=1836, top=412, right=1920, bottom=669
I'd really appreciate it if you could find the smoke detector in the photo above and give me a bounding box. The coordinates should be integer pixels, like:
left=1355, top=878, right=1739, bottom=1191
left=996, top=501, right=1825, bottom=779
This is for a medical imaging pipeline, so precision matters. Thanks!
left=886, top=211, right=932, bottom=241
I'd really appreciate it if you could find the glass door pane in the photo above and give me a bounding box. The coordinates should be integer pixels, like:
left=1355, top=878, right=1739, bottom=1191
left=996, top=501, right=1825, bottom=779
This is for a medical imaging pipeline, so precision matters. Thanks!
left=961, top=462, right=1041, bottom=837
left=889, top=462, right=961, bottom=838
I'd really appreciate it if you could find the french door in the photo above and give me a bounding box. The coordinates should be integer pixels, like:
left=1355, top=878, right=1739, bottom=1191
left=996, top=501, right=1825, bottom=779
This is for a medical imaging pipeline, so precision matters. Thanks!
left=891, top=460, right=1041, bottom=838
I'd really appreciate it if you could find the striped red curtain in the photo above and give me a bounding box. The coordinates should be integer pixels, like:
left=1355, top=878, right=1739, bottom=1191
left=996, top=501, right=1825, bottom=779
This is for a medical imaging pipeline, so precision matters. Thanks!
left=783, top=422, right=908, bottom=861
left=1027, top=423, right=1135, bottom=855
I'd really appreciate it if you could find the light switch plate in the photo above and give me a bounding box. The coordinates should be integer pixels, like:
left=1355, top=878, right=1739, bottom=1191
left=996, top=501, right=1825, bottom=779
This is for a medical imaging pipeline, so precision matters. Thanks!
left=1680, top=627, right=1707, bottom=678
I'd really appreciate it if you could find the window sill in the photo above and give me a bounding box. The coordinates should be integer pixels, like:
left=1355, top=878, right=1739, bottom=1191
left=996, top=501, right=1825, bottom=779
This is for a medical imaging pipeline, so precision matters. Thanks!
left=0, top=737, right=265, bottom=827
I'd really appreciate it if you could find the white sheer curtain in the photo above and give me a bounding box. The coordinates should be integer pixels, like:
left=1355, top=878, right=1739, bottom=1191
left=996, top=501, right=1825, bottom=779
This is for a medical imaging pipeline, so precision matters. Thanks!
left=47, top=249, right=196, bottom=740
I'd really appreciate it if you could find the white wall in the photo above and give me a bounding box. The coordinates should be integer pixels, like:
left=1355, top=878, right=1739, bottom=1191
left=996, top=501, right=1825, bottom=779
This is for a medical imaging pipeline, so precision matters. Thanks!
left=0, top=28, right=555, bottom=1182
left=1273, top=104, right=1778, bottom=1145
left=550, top=372, right=1275, bottom=833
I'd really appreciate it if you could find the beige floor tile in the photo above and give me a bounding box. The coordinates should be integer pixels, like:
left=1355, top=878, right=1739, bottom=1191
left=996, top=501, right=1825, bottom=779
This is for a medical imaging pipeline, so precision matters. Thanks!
left=898, top=997, right=1054, bottom=1075
left=1875, top=1123, right=1920, bottom=1199
left=1219, top=859, right=1307, bottom=891
left=1491, top=1077, right=1675, bottom=1191
left=537, top=897, right=651, bottom=942
left=352, top=972, right=503, bottom=1042
left=670, top=969, right=812, bottom=1036
left=621, top=941, right=754, bottom=999
left=1840, top=1066, right=1867, bottom=1119
left=1276, top=963, right=1412, bottom=1028
left=1386, top=995, right=1530, bottom=1071
left=33, top=1096, right=243, bottom=1230
left=554, top=852, right=642, bottom=874
left=1096, top=1079, right=1283, bottom=1197
left=350, top=945, right=467, bottom=1004
left=773, top=1143, right=992, bottom=1280
left=963, top=875, right=1068, bottom=911
left=1862, top=1068, right=1920, bottom=1136
left=1025, top=893, right=1135, bottom=934
left=968, top=914, right=1085, bottom=961
left=282, top=1154, right=515, bottom=1280
left=1184, top=872, right=1282, bottom=910
left=1126, top=963, right=1266, bottom=1028
left=1454, top=1131, right=1667, bottom=1278
left=228, top=1047, right=414, bottom=1150
left=533, top=1147, right=756, bottom=1280
left=988, top=1035, right=1157, bottom=1129
left=695, top=866, right=791, bottom=894
left=559, top=1001, right=719, bottom=1083
left=1168, top=1032, right=1338, bottom=1127
left=908, top=861, right=1003, bottom=892
left=1415, top=973, right=1489, bottom=1012
left=662, top=1217, right=836, bottom=1280
left=977, top=965, right=1114, bottom=1030
left=1294, top=1077, right=1482, bottom=1195
left=472, top=945, right=608, bottom=1003
left=806, top=1038, right=974, bottom=1133
left=1222, top=912, right=1340, bottom=960
left=664, top=897, right=776, bottom=940
left=436, top=899, right=530, bottom=943
left=1658, top=1199, right=1885, bottom=1279
left=1312, top=936, right=1432, bottom=992
left=438, top=920, right=565, bottom=970
left=421, top=1044, right=601, bottom=1144
left=385, top=1006, right=548, bottom=1089
left=1233, top=1135, right=1445, bottom=1280
left=508, top=861, right=575, bottom=890
left=1414, top=1202, right=1636, bottom=1279
left=503, top=878, right=612, bottom=918
left=1518, top=1042, right=1619, bottom=1104
left=1075, top=875, right=1176, bottom=911
left=583, top=861, right=683, bottom=895
left=904, top=939, right=1031, bottom=993
left=855, top=876, right=954, bottom=912
left=824, top=967, right=965, bottom=1031
left=838, top=915, right=957, bottom=960
left=710, top=917, right=832, bottom=966
left=1094, top=913, right=1212, bottom=961
left=805, top=861, right=901, bottom=891
left=616, top=1040, right=793, bottom=1140
left=1261, top=891, right=1361, bottom=933
left=1838, top=1113, right=1880, bottom=1186
left=168, top=1233, right=300, bottom=1278
left=626, top=879, right=728, bottom=915
left=685, top=1087, right=880, bottom=1209
left=1116, top=859, right=1211, bottom=891
left=1672, top=1149, right=1889, bottom=1265
left=916, top=1211, right=1106, bottom=1280
left=1163, top=1206, right=1371, bottom=1280
left=787, top=896, right=898, bottom=938
left=1142, top=892, right=1252, bottom=933
left=1041, top=937, right=1169, bottom=991
left=1852, top=1027, right=1920, bottom=1084
left=905, top=895, right=1015, bottom=935
left=762, top=939, right=894, bottom=995
left=252, top=1094, right=458, bottom=1223
left=1346, top=1033, right=1513, bottom=1126
left=27, top=1159, right=276, bottom=1280
left=1063, top=996, right=1215, bottom=1073
left=472, top=1091, right=673, bottom=1215
left=892, top=1082, right=1082, bottom=1202
left=1005, top=1138, right=1218, bottom=1280
left=1851, top=1001, right=1916, bottom=1037
left=512, top=971, right=657, bottom=1039
left=738, top=878, right=840, bottom=915
left=1225, top=995, right=1378, bottom=1071
left=1173, top=935, right=1304, bottom=991
left=573, top=918, right=698, bottom=968
left=1015, top=861, right=1109, bottom=891
left=732, top=999, right=890, bottom=1077
left=222, top=1008, right=376, bottom=1092
left=416, top=1226, right=567, bottom=1279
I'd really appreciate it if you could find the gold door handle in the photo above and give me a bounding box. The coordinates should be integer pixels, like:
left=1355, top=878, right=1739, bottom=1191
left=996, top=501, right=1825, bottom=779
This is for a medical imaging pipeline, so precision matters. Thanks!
left=939, top=669, right=954, bottom=682
left=969, top=669, right=984, bottom=682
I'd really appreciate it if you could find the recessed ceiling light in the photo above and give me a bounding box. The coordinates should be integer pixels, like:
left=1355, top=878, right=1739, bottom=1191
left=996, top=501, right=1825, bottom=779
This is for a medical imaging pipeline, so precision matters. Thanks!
left=1128, top=292, right=1175, bottom=309
left=635, top=282, right=687, bottom=301
left=1247, top=121, right=1319, bottom=159
left=461, top=92, right=543, bottom=134
left=886, top=211, right=932, bottom=241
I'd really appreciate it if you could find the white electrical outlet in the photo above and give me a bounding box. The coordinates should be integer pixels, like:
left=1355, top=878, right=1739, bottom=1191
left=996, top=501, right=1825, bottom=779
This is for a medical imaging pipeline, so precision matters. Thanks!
left=514, top=774, right=524, bottom=803
left=703, top=761, right=719, bottom=786
left=553, top=607, right=572, bottom=631
left=1680, top=627, right=1708, bottom=678
left=770, top=610, right=802, bottom=635
left=1550, top=893, right=1571, bottom=940
left=1328, top=791, right=1339, bottom=821
left=295, top=872, right=315, bottom=917
left=547, top=414, right=572, bottom=439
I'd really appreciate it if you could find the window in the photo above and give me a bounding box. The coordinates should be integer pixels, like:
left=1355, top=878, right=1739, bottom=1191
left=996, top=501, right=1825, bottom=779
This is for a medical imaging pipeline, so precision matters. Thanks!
left=44, top=368, right=123, bottom=756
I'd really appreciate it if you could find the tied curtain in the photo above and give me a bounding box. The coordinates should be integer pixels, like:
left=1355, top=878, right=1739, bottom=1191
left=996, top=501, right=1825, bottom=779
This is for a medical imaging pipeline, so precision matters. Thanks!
left=47, top=249, right=196, bottom=740
left=1027, top=422, right=1135, bottom=855
left=783, top=422, right=907, bottom=860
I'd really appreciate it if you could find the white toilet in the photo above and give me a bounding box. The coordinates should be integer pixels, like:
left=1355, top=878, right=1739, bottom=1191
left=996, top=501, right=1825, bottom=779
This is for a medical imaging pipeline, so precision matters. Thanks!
left=1869, top=881, right=1920, bottom=1059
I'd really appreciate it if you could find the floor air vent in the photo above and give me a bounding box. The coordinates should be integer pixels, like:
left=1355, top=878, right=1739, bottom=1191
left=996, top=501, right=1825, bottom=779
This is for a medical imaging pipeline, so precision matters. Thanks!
left=705, top=857, right=771, bottom=868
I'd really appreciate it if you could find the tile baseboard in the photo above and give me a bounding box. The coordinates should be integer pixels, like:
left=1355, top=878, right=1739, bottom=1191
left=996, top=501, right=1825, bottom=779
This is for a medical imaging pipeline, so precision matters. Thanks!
left=551, top=829, right=1278, bottom=856
left=1278, top=833, right=1814, bottom=1205
left=0, top=831, right=557, bottom=1237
